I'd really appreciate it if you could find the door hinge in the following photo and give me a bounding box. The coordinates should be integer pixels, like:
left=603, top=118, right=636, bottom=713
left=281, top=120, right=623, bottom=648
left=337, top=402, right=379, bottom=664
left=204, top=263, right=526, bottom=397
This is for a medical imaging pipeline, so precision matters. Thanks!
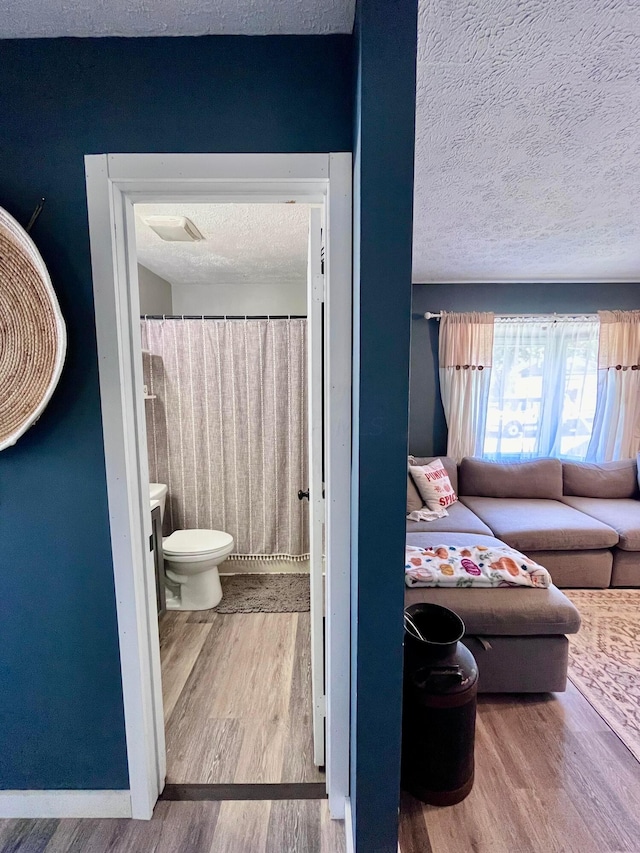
left=149, top=534, right=154, bottom=552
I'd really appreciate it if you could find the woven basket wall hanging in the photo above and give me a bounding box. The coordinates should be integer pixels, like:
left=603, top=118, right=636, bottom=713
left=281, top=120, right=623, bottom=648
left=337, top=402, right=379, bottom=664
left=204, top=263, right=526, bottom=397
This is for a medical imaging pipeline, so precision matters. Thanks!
left=0, top=206, right=66, bottom=450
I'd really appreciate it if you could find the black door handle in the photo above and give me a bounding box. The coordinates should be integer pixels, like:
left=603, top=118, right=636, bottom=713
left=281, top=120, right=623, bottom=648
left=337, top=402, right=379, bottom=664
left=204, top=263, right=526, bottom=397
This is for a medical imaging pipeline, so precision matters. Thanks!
left=298, top=489, right=310, bottom=501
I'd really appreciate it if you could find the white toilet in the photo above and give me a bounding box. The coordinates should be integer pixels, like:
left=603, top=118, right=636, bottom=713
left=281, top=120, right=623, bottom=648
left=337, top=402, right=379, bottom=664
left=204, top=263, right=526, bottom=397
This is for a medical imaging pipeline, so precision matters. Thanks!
left=149, top=483, right=234, bottom=611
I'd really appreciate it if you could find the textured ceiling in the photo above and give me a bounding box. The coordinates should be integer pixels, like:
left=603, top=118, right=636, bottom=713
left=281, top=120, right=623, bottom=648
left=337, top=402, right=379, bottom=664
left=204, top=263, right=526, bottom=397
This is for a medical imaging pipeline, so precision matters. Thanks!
left=134, top=203, right=310, bottom=288
left=0, top=0, right=355, bottom=37
left=413, top=0, right=640, bottom=282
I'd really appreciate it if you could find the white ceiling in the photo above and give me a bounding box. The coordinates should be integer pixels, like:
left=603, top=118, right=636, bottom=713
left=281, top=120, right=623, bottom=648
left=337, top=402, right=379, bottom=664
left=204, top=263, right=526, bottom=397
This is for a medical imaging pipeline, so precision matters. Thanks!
left=0, top=0, right=355, bottom=37
left=413, top=0, right=640, bottom=283
left=134, top=203, right=310, bottom=288
left=8, top=0, right=638, bottom=284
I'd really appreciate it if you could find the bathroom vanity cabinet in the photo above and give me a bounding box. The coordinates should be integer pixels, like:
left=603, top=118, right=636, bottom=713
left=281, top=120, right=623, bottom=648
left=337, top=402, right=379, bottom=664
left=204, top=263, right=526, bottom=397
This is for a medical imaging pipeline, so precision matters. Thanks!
left=151, top=505, right=166, bottom=616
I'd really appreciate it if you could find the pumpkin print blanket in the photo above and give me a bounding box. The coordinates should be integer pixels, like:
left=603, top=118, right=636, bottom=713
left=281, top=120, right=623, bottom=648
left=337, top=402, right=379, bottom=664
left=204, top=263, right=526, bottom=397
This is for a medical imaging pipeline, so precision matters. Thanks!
left=405, top=543, right=552, bottom=589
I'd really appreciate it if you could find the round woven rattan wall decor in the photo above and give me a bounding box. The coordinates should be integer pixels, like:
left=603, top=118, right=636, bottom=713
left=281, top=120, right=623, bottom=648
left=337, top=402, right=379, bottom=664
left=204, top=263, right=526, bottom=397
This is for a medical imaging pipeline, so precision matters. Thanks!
left=0, top=206, right=66, bottom=450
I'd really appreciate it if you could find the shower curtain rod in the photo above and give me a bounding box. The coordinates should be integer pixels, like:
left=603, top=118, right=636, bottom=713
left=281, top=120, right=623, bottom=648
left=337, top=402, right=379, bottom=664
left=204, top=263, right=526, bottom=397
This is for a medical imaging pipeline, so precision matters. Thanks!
left=141, top=314, right=307, bottom=320
left=423, top=311, right=598, bottom=322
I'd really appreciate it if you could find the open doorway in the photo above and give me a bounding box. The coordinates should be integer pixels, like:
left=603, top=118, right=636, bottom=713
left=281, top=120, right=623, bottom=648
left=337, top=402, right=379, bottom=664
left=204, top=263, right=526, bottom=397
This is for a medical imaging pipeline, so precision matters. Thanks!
left=134, top=201, right=324, bottom=787
left=85, top=154, right=351, bottom=820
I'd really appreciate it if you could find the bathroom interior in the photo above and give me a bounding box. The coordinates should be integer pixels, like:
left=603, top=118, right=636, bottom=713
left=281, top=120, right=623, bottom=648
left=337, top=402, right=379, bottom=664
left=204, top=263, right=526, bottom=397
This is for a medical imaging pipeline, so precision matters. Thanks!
left=135, top=202, right=323, bottom=787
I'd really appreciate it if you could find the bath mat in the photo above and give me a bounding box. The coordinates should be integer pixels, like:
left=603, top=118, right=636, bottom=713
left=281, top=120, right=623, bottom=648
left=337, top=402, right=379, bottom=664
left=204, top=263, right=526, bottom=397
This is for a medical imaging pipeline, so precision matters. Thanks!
left=565, top=589, right=640, bottom=762
left=215, top=573, right=310, bottom=613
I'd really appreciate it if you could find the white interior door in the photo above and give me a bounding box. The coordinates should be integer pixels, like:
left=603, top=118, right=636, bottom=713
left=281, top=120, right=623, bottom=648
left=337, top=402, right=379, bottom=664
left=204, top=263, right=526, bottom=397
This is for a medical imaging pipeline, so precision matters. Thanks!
left=307, top=206, right=326, bottom=767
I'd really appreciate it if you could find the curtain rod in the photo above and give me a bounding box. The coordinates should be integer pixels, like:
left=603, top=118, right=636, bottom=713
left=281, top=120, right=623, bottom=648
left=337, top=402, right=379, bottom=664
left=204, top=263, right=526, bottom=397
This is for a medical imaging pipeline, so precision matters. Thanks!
left=423, top=312, right=598, bottom=322
left=141, top=314, right=307, bottom=320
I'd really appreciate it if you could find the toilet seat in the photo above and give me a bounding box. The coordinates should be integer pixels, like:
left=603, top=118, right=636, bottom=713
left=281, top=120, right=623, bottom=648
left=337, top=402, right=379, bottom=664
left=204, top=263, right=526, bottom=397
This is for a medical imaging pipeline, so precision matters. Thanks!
left=163, top=529, right=233, bottom=559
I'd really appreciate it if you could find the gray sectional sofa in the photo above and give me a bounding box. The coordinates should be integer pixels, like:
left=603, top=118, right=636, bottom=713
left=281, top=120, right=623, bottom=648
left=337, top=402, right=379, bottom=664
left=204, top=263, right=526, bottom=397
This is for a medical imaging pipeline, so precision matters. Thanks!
left=407, top=455, right=640, bottom=588
left=404, top=455, right=639, bottom=693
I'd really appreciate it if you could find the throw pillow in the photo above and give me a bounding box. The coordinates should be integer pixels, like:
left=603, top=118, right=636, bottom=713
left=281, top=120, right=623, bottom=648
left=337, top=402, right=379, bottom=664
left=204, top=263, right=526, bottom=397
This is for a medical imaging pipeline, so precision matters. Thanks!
left=408, top=458, right=459, bottom=512
left=407, top=474, right=423, bottom=514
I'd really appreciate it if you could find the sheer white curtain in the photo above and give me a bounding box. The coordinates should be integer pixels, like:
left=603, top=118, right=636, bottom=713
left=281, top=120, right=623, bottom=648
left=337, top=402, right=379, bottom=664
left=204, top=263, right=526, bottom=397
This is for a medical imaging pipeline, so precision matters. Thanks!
left=439, top=312, right=494, bottom=462
left=484, top=317, right=599, bottom=461
left=587, top=310, right=640, bottom=461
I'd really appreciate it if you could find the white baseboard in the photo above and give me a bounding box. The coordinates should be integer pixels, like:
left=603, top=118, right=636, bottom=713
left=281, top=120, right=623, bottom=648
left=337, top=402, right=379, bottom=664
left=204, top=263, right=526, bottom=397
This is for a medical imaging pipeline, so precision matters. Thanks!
left=345, top=797, right=354, bottom=853
left=0, top=790, right=131, bottom=819
left=343, top=797, right=402, bottom=853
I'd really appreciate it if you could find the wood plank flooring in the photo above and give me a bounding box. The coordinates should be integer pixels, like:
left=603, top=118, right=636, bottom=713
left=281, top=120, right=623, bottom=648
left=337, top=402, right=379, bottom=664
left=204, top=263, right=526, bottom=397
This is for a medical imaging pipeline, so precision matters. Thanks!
left=160, top=610, right=324, bottom=785
left=399, top=681, right=640, bottom=853
left=0, top=799, right=345, bottom=853
left=5, top=640, right=640, bottom=853
left=0, top=612, right=335, bottom=851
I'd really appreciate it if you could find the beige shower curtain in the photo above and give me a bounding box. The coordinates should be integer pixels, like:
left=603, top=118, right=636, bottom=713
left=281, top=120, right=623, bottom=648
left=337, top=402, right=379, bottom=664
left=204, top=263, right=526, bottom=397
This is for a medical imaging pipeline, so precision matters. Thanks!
left=141, top=318, right=309, bottom=560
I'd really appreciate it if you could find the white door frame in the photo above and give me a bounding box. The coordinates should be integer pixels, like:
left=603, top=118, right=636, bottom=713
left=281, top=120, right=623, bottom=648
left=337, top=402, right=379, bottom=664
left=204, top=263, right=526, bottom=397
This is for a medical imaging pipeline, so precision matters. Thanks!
left=85, top=153, right=352, bottom=819
left=306, top=206, right=326, bottom=766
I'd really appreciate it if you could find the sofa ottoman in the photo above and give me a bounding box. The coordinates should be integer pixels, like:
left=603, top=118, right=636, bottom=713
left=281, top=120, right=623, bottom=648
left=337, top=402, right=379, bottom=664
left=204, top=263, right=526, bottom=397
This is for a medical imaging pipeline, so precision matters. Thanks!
left=405, top=532, right=581, bottom=692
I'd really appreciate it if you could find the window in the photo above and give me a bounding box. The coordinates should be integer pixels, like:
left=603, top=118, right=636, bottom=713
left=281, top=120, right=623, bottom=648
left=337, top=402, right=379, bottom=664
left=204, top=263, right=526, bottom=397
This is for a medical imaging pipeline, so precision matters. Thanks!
left=483, top=318, right=599, bottom=461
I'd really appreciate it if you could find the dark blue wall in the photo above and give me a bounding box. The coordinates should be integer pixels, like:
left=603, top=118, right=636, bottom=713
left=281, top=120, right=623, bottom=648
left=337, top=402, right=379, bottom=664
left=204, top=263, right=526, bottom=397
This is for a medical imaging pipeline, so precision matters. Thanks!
left=410, top=282, right=640, bottom=457
left=351, top=2, right=417, bottom=850
left=0, top=35, right=352, bottom=790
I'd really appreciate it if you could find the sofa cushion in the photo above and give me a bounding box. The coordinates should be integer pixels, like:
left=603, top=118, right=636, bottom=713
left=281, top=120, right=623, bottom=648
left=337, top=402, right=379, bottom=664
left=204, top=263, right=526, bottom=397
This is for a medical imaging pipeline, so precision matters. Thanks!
left=407, top=531, right=506, bottom=549
left=560, top=497, right=640, bottom=551
left=562, top=458, right=639, bottom=499
left=611, top=549, right=640, bottom=587
left=460, top=636, right=570, bottom=693
left=404, top=583, right=581, bottom=636
left=407, top=475, right=423, bottom=514
left=409, top=455, right=458, bottom=494
left=459, top=457, right=563, bottom=500
left=406, top=501, right=492, bottom=535
left=460, top=496, right=619, bottom=551
left=523, top=549, right=613, bottom=589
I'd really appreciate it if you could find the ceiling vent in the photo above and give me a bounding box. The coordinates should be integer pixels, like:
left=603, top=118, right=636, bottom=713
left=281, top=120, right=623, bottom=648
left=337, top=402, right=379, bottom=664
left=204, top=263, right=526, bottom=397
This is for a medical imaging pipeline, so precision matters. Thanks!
left=143, top=215, right=204, bottom=242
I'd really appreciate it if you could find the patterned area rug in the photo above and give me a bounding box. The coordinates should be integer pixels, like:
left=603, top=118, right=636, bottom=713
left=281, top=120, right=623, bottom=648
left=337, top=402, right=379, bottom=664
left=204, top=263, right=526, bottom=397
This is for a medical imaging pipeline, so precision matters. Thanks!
left=215, top=573, right=310, bottom=613
left=565, top=589, right=640, bottom=762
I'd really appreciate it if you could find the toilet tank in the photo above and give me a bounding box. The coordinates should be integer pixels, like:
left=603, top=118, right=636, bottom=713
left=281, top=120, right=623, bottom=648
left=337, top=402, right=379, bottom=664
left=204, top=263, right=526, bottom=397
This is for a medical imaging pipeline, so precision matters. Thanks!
left=149, top=483, right=168, bottom=523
